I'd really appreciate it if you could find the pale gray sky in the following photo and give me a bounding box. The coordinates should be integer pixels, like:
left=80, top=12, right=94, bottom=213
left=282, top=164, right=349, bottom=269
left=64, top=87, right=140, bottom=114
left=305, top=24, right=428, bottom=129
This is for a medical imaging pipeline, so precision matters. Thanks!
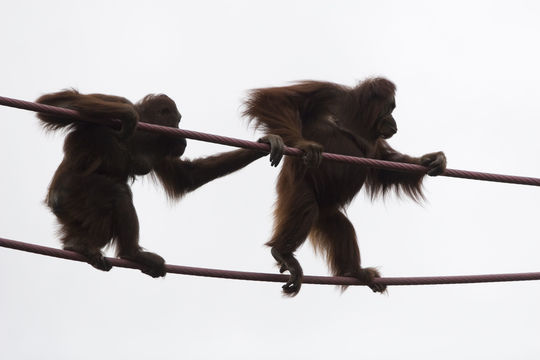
left=1, top=1, right=540, bottom=359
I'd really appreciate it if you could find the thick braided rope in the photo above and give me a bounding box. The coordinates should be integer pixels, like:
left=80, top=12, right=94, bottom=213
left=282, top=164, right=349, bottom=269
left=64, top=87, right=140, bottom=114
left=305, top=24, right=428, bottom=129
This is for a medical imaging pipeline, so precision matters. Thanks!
left=2, top=237, right=540, bottom=286
left=1, top=95, right=540, bottom=186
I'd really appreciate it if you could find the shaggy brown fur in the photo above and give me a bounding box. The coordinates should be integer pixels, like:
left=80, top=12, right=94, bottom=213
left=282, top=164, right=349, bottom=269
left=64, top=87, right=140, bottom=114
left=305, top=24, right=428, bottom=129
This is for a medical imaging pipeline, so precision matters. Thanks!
left=37, top=90, right=283, bottom=277
left=244, top=78, right=446, bottom=295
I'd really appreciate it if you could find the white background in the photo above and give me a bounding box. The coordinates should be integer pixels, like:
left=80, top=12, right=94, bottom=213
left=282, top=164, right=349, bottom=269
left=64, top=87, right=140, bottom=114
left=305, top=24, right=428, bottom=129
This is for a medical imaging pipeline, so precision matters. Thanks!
left=1, top=1, right=540, bottom=359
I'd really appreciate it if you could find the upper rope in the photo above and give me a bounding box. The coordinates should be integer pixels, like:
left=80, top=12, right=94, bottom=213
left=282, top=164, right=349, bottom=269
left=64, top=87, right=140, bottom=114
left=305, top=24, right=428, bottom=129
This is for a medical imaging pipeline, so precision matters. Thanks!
left=1, top=94, right=540, bottom=186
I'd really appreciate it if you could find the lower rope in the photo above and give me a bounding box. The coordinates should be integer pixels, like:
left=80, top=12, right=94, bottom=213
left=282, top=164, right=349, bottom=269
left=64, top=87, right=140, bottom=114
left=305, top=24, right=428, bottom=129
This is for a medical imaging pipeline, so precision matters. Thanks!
left=2, top=236, right=540, bottom=286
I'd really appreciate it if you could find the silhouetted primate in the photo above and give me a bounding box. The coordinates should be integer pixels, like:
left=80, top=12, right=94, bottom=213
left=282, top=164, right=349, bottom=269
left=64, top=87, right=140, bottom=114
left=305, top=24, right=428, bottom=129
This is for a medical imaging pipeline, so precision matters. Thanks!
left=37, top=90, right=283, bottom=277
left=244, top=78, right=446, bottom=295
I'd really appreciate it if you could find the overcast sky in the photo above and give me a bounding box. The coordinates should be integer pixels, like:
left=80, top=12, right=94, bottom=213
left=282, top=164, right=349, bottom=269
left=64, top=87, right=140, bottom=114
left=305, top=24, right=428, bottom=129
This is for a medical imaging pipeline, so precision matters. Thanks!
left=1, top=1, right=540, bottom=359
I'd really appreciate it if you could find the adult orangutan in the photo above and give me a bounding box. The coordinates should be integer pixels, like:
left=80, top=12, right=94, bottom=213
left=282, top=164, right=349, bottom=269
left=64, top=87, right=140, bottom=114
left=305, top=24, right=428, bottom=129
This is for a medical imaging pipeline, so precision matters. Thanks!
left=243, top=78, right=446, bottom=295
